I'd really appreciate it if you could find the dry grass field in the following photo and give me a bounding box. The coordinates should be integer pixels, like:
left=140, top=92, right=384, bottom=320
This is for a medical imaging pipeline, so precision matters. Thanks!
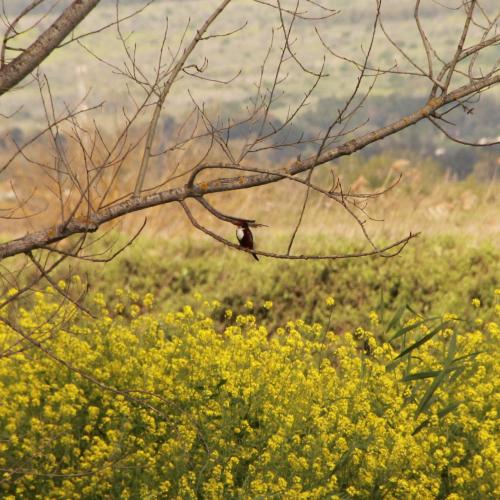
left=2, top=144, right=498, bottom=248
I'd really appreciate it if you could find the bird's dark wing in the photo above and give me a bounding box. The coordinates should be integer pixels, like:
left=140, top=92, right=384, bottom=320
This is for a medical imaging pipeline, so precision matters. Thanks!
left=242, top=227, right=258, bottom=261
left=241, top=227, right=253, bottom=248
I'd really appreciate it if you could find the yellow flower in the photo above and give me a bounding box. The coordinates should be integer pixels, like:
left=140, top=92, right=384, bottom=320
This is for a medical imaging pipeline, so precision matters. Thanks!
left=143, top=293, right=154, bottom=308
left=130, top=304, right=141, bottom=318
left=369, top=310, right=379, bottom=326
left=443, top=312, right=459, bottom=322
left=325, top=296, right=335, bottom=307
left=0, top=287, right=497, bottom=497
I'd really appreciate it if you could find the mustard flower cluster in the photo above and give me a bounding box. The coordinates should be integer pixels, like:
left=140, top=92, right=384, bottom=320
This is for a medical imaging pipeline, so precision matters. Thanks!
left=0, top=288, right=498, bottom=498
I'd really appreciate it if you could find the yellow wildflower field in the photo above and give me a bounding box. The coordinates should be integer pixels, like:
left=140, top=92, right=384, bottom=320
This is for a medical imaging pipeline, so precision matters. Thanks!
left=0, top=288, right=498, bottom=498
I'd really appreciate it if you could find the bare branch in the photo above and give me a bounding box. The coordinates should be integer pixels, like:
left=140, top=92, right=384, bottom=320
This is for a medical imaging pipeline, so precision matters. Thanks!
left=441, top=0, right=477, bottom=93
left=429, top=116, right=500, bottom=146
left=180, top=199, right=418, bottom=260
left=0, top=0, right=100, bottom=95
left=1, top=69, right=497, bottom=262
left=133, top=0, right=234, bottom=196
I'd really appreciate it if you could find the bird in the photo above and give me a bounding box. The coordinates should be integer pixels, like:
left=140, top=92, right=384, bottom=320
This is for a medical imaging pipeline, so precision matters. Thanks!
left=235, top=221, right=259, bottom=261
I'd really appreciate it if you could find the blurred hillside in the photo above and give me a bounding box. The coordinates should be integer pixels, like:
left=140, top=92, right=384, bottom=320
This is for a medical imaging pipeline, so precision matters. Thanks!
left=1, top=0, right=498, bottom=177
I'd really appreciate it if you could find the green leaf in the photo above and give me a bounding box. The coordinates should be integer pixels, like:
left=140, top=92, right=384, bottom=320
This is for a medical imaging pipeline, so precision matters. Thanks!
left=406, top=304, right=426, bottom=318
left=412, top=419, right=430, bottom=435
left=402, top=370, right=441, bottom=381
left=389, top=317, right=439, bottom=342
left=385, top=304, right=406, bottom=334
left=389, top=319, right=425, bottom=341
left=412, top=401, right=461, bottom=435
left=395, top=321, right=451, bottom=360
left=438, top=401, right=461, bottom=418
left=448, top=365, right=466, bottom=384
left=452, top=350, right=482, bottom=364
left=403, top=365, right=462, bottom=382
left=446, top=332, right=457, bottom=362
left=416, top=370, right=447, bottom=417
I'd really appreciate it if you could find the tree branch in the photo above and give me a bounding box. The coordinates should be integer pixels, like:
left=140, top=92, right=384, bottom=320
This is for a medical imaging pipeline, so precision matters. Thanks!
left=1, top=71, right=497, bottom=261
left=0, top=0, right=100, bottom=95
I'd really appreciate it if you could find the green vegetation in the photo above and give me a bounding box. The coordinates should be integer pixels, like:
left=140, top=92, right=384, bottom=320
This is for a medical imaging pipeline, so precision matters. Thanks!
left=68, top=235, right=498, bottom=332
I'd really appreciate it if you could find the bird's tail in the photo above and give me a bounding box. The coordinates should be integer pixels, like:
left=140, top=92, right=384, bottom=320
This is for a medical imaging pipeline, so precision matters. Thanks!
left=252, top=252, right=259, bottom=261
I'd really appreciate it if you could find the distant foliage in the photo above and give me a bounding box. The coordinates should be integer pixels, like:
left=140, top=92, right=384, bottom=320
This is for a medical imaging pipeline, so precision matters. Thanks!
left=67, top=236, right=499, bottom=333
left=0, top=286, right=498, bottom=497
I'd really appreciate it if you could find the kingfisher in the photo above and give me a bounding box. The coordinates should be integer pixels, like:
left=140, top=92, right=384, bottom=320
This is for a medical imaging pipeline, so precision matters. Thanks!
left=235, top=220, right=259, bottom=261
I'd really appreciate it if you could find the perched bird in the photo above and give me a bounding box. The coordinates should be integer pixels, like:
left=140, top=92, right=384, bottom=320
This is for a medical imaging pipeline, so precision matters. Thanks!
left=235, top=221, right=259, bottom=261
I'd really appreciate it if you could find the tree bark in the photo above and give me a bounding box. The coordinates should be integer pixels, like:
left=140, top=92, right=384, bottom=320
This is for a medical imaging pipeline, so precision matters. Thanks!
left=0, top=0, right=100, bottom=96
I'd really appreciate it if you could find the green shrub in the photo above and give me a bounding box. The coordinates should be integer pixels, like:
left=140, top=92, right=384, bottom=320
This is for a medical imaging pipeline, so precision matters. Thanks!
left=67, top=235, right=498, bottom=333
